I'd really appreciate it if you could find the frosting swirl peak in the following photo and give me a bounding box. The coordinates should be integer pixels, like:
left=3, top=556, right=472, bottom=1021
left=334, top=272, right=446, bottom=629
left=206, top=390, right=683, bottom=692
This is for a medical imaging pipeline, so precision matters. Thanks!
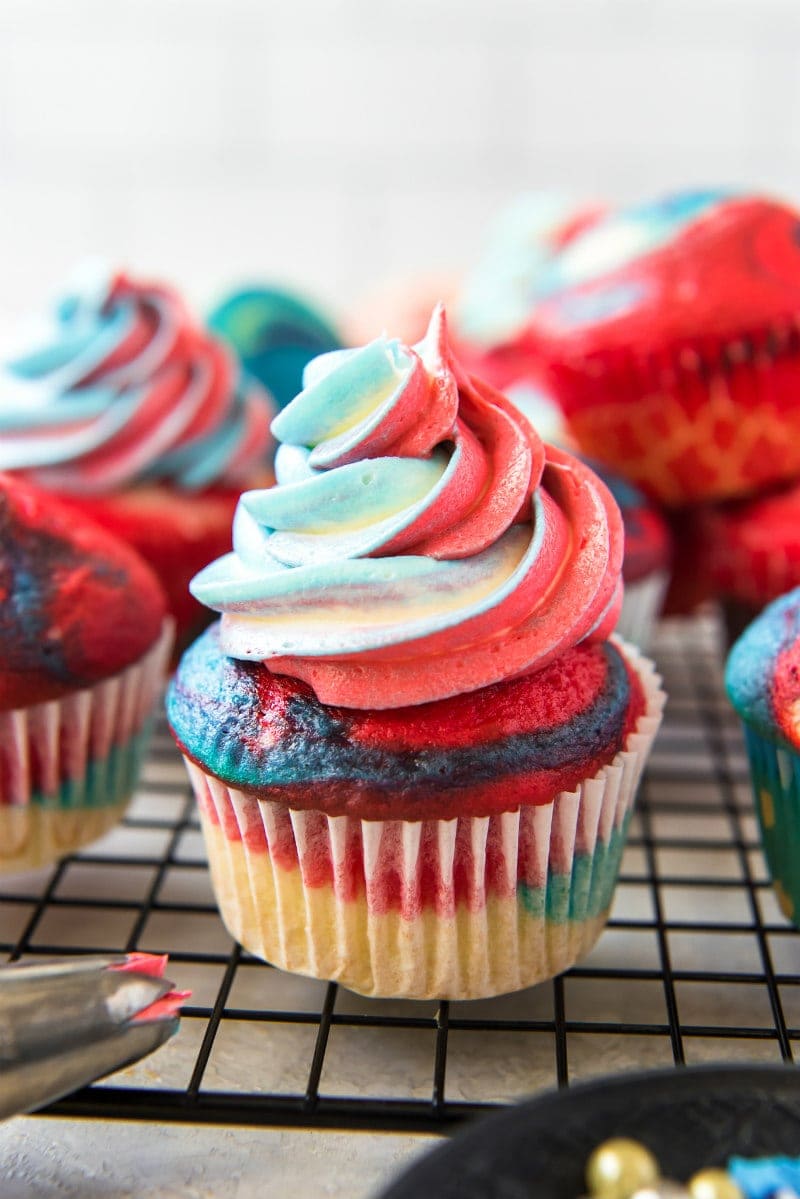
left=0, top=264, right=275, bottom=494
left=191, top=307, right=624, bottom=708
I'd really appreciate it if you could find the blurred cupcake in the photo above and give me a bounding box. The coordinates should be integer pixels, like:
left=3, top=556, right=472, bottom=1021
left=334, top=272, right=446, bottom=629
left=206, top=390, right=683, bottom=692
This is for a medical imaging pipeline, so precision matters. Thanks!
left=209, top=284, right=342, bottom=410
left=454, top=193, right=605, bottom=392
left=167, top=308, right=664, bottom=1000
left=726, top=589, right=800, bottom=924
left=0, top=263, right=276, bottom=650
left=696, top=481, right=800, bottom=644
left=531, top=190, right=800, bottom=507
left=0, top=474, right=172, bottom=873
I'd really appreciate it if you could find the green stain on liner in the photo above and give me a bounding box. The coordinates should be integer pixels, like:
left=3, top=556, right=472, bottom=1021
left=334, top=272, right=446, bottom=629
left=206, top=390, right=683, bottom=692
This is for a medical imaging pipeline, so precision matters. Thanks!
left=17, top=726, right=153, bottom=813
left=518, top=817, right=630, bottom=923
left=741, top=724, right=800, bottom=927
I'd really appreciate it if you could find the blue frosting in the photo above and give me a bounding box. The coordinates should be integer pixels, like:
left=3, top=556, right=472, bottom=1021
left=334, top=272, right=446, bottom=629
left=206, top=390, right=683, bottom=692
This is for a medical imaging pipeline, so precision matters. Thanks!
left=725, top=586, right=800, bottom=742
left=729, top=1156, right=800, bottom=1199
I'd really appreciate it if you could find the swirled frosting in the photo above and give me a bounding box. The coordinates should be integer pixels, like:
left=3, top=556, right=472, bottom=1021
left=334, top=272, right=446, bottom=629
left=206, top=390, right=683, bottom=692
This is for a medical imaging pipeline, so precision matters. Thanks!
left=0, top=264, right=275, bottom=495
left=190, top=307, right=624, bottom=709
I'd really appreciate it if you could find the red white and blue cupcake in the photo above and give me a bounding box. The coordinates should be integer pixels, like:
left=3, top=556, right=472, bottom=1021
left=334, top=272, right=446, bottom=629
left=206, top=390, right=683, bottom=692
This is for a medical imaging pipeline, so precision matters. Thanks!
left=0, top=263, right=276, bottom=650
left=726, top=587, right=800, bottom=924
left=167, top=308, right=664, bottom=999
left=0, top=474, right=172, bottom=873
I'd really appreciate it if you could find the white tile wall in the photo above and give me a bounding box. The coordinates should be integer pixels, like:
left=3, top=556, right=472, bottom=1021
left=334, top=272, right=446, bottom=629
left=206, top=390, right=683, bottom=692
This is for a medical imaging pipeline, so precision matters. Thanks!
left=1, top=0, right=800, bottom=328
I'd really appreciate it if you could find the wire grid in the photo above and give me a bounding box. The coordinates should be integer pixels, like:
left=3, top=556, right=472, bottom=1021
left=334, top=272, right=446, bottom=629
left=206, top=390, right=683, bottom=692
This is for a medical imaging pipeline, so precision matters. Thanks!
left=1, top=611, right=799, bottom=1134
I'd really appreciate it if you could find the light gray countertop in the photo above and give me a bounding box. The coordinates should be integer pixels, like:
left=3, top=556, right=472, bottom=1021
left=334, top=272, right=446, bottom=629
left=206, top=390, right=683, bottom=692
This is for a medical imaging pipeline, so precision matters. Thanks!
left=0, top=1118, right=433, bottom=1198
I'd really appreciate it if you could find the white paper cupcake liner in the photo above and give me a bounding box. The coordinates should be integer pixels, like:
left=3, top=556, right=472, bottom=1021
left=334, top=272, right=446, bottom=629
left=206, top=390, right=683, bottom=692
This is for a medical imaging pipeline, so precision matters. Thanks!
left=616, top=569, right=670, bottom=650
left=0, top=619, right=173, bottom=873
left=185, top=639, right=664, bottom=999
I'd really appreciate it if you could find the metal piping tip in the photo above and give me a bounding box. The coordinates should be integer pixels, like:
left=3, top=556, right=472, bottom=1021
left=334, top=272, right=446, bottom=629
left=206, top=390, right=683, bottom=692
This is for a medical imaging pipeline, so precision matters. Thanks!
left=0, top=955, right=188, bottom=1120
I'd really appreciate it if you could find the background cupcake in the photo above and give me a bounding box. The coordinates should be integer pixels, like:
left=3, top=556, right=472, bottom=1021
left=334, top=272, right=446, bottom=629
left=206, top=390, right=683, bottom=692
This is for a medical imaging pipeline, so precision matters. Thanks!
left=208, top=283, right=343, bottom=411
left=726, top=588, right=800, bottom=925
left=0, top=263, right=276, bottom=651
left=168, top=308, right=664, bottom=1000
left=0, top=474, right=172, bottom=873
left=695, top=481, right=800, bottom=643
left=530, top=190, right=800, bottom=508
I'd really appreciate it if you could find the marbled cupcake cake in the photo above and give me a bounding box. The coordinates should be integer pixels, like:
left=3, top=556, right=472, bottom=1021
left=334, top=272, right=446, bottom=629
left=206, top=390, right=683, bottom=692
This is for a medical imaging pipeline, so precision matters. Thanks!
left=0, top=474, right=172, bottom=872
left=168, top=308, right=664, bottom=999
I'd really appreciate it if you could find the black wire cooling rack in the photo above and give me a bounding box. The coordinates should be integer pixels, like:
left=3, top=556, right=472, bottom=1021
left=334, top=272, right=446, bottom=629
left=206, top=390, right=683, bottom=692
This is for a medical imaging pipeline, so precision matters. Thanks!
left=1, top=611, right=798, bottom=1135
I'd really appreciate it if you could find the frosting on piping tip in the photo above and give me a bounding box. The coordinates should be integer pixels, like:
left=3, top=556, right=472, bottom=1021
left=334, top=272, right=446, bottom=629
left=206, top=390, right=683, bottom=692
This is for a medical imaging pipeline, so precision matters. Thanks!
left=0, top=263, right=275, bottom=494
left=191, top=306, right=624, bottom=709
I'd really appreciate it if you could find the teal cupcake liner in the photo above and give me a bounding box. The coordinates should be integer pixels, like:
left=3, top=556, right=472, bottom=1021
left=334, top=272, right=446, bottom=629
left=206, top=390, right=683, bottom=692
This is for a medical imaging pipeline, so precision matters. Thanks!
left=741, top=723, right=800, bottom=925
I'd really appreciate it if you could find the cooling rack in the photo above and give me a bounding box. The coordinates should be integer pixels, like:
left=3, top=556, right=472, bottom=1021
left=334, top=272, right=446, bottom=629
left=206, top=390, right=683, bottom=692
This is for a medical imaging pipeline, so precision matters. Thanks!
left=1, top=611, right=798, bottom=1135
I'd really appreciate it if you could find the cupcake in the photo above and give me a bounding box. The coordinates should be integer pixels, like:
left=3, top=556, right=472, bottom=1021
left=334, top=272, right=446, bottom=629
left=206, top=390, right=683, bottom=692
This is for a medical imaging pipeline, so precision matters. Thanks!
left=0, top=474, right=173, bottom=873
left=0, top=263, right=276, bottom=650
left=208, top=284, right=343, bottom=410
left=530, top=190, right=800, bottom=507
left=167, top=308, right=665, bottom=1000
left=696, top=481, right=800, bottom=643
left=726, top=588, right=800, bottom=925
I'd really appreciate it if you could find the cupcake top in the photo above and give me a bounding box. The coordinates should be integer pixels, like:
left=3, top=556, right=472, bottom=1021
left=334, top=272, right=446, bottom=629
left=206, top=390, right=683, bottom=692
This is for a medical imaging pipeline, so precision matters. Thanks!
left=726, top=587, right=800, bottom=749
left=0, top=263, right=275, bottom=496
left=0, top=474, right=167, bottom=710
left=531, top=190, right=800, bottom=350
left=188, top=306, right=625, bottom=710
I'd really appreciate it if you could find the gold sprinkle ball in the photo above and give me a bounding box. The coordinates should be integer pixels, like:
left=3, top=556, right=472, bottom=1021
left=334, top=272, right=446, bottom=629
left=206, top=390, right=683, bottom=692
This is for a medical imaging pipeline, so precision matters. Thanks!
left=586, top=1138, right=661, bottom=1199
left=687, top=1169, right=744, bottom=1199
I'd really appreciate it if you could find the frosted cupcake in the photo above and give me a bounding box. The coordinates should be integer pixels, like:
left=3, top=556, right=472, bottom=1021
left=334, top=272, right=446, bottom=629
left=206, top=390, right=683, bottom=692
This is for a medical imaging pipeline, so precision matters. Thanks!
left=0, top=474, right=172, bottom=873
left=531, top=190, right=800, bottom=507
left=0, top=264, right=276, bottom=649
left=167, top=309, right=664, bottom=999
left=726, top=588, right=800, bottom=925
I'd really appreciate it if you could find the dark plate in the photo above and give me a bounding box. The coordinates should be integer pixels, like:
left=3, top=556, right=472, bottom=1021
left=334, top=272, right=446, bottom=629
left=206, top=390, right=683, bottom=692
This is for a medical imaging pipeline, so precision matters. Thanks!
left=380, top=1065, right=800, bottom=1199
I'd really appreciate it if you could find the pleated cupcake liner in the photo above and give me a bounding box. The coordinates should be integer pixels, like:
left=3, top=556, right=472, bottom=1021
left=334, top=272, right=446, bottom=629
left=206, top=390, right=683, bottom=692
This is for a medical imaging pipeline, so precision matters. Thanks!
left=565, top=344, right=800, bottom=507
left=741, top=723, right=800, bottom=926
left=0, top=619, right=174, bottom=874
left=616, top=569, right=670, bottom=650
left=183, top=639, right=665, bottom=999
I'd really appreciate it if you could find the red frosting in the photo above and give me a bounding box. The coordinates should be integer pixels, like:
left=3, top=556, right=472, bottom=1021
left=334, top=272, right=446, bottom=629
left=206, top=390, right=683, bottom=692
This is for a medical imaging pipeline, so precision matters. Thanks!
left=0, top=474, right=167, bottom=710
